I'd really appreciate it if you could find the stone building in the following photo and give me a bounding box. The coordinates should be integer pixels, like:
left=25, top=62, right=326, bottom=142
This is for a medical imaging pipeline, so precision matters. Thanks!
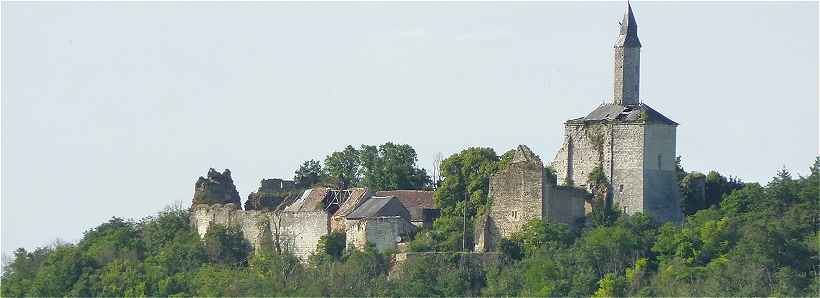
left=345, top=196, right=416, bottom=251
left=474, top=145, right=588, bottom=252
left=191, top=170, right=421, bottom=259
left=375, top=190, right=441, bottom=229
left=550, top=3, right=682, bottom=223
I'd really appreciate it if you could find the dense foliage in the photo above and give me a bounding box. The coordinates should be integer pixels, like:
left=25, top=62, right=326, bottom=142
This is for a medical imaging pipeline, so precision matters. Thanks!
left=3, top=158, right=818, bottom=297
left=293, top=143, right=430, bottom=191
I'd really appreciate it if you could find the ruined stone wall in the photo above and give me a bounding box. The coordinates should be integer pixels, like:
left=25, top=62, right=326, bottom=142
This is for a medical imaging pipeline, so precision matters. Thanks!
left=551, top=122, right=646, bottom=216
left=642, top=123, right=683, bottom=222
left=191, top=204, right=329, bottom=260
left=275, top=211, right=330, bottom=258
left=346, top=217, right=414, bottom=252
left=487, top=161, right=544, bottom=239
left=543, top=184, right=588, bottom=226
left=551, top=123, right=612, bottom=188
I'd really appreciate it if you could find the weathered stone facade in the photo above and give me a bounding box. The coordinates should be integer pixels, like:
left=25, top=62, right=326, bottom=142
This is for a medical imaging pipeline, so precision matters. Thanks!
left=475, top=145, right=588, bottom=252
left=191, top=203, right=330, bottom=260
left=190, top=171, right=423, bottom=259
left=487, top=146, right=546, bottom=239
left=346, top=216, right=416, bottom=252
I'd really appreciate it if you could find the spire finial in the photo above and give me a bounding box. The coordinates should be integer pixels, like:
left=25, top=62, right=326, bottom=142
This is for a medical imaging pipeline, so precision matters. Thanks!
left=615, top=1, right=641, bottom=48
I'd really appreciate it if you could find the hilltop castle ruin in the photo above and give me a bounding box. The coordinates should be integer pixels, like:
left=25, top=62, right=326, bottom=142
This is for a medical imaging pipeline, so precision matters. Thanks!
left=191, top=3, right=682, bottom=259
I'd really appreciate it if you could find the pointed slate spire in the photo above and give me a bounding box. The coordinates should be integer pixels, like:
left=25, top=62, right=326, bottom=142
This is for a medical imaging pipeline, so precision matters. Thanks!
left=614, top=2, right=641, bottom=48
left=613, top=1, right=641, bottom=106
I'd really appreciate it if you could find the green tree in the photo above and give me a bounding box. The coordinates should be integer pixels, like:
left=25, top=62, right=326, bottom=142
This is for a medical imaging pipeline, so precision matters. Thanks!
left=509, top=219, right=573, bottom=256
left=680, top=171, right=707, bottom=215
left=324, top=145, right=361, bottom=188
left=294, top=159, right=325, bottom=189
left=592, top=273, right=627, bottom=297
left=434, top=147, right=500, bottom=218
left=202, top=224, right=252, bottom=266
left=359, top=143, right=430, bottom=191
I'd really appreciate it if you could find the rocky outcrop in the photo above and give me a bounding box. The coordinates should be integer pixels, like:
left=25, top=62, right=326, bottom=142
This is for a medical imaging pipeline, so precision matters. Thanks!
left=192, top=168, right=242, bottom=207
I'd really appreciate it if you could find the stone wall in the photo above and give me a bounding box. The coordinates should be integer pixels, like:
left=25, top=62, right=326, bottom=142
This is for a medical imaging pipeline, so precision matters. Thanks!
left=487, top=147, right=544, bottom=240
left=551, top=123, right=614, bottom=188
left=544, top=184, right=588, bottom=226
left=191, top=204, right=330, bottom=260
left=346, top=217, right=415, bottom=252
left=642, top=123, right=683, bottom=222
left=610, top=123, right=646, bottom=214
left=551, top=122, right=646, bottom=217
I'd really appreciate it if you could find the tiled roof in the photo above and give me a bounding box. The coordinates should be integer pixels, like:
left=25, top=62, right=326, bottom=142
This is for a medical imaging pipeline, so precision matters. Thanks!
left=346, top=196, right=410, bottom=220
left=375, top=190, right=436, bottom=209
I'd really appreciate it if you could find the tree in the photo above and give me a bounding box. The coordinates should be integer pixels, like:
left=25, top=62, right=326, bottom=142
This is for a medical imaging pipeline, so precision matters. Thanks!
left=680, top=171, right=707, bottom=215
left=294, top=159, right=324, bottom=189
left=358, top=143, right=430, bottom=191
left=202, top=224, right=252, bottom=266
left=324, top=145, right=361, bottom=189
left=434, top=147, right=500, bottom=218
left=509, top=219, right=573, bottom=256
left=592, top=273, right=627, bottom=297
left=313, top=232, right=346, bottom=262
left=704, top=171, right=743, bottom=208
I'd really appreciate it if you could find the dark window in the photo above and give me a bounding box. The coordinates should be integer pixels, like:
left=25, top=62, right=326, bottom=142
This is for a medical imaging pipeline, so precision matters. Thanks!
left=658, top=154, right=663, bottom=170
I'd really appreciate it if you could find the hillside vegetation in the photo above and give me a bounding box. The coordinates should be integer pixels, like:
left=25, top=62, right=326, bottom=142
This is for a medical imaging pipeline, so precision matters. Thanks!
left=2, top=146, right=818, bottom=297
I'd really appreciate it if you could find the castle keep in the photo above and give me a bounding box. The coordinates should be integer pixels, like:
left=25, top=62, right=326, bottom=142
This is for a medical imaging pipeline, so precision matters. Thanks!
left=550, top=3, right=682, bottom=223
left=476, top=3, right=682, bottom=251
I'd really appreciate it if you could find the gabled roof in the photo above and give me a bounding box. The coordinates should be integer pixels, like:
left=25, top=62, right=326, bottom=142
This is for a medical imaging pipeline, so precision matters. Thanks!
left=334, top=187, right=371, bottom=217
left=510, top=145, right=543, bottom=165
left=375, top=190, right=435, bottom=209
left=568, top=103, right=677, bottom=125
left=284, top=187, right=330, bottom=212
left=346, top=196, right=410, bottom=220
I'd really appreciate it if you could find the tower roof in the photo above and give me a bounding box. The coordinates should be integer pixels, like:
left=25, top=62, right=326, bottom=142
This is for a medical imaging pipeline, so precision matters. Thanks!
left=614, top=2, right=641, bottom=48
left=510, top=145, right=543, bottom=165
left=567, top=103, right=677, bottom=126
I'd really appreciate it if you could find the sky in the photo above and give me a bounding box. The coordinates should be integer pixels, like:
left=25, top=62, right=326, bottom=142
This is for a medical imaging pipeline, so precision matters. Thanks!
left=2, top=1, right=818, bottom=256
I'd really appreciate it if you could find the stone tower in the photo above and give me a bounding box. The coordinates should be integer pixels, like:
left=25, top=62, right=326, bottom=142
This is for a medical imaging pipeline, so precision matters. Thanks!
left=475, top=145, right=587, bottom=252
left=550, top=3, right=683, bottom=223
left=613, top=2, right=641, bottom=106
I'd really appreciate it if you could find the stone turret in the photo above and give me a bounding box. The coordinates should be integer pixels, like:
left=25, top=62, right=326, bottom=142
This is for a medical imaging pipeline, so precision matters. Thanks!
left=613, top=2, right=641, bottom=106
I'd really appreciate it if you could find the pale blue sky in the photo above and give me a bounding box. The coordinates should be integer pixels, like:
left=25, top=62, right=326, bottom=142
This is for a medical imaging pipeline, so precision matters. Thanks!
left=2, top=2, right=817, bottom=255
